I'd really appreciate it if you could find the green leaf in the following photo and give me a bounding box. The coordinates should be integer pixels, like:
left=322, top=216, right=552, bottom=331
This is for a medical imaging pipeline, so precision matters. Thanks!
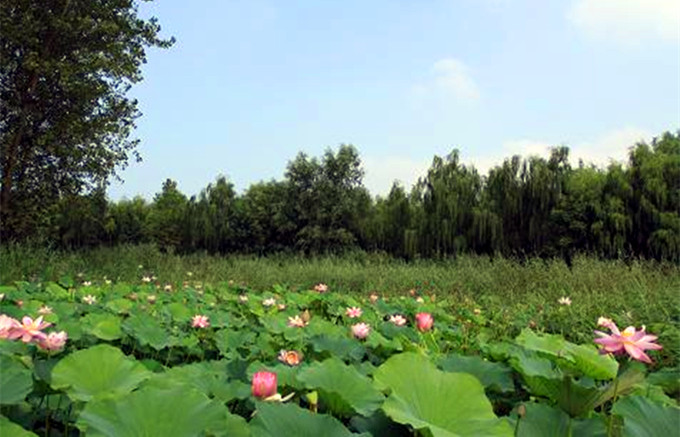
left=514, top=403, right=570, bottom=437
left=123, top=314, right=169, bottom=350
left=439, top=354, right=514, bottom=393
left=373, top=352, right=512, bottom=436
left=297, top=357, right=384, bottom=416
left=612, top=395, right=680, bottom=437
left=516, top=329, right=617, bottom=380
left=78, top=386, right=231, bottom=437
left=0, top=415, right=39, bottom=437
left=83, top=313, right=123, bottom=341
left=0, top=355, right=33, bottom=405
left=250, top=402, right=363, bottom=437
left=51, top=344, right=151, bottom=401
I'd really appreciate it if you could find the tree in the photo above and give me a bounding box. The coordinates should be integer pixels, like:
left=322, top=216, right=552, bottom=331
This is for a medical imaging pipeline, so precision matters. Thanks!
left=0, top=0, right=173, bottom=240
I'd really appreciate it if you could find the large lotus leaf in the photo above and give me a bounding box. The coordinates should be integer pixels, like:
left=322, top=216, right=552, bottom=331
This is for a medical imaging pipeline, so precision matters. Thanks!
left=647, top=367, right=680, bottom=395
left=0, top=355, right=33, bottom=405
left=514, top=403, right=570, bottom=437
left=83, top=313, right=123, bottom=341
left=297, top=357, right=384, bottom=416
left=310, top=334, right=366, bottom=361
left=612, top=395, right=680, bottom=437
left=105, top=299, right=133, bottom=315
left=77, top=386, right=235, bottom=437
left=373, top=352, right=512, bottom=437
left=123, top=314, right=169, bottom=350
left=350, top=410, right=412, bottom=437
left=51, top=344, right=151, bottom=401
left=564, top=343, right=618, bottom=380
left=0, top=415, right=38, bottom=436
left=250, top=402, right=366, bottom=437
left=165, top=302, right=193, bottom=322
left=439, top=354, right=514, bottom=393
left=515, top=330, right=617, bottom=380
left=215, top=329, right=257, bottom=358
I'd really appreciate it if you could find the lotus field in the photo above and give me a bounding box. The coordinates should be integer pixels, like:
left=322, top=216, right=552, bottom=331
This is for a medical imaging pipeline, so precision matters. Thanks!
left=0, top=276, right=678, bottom=436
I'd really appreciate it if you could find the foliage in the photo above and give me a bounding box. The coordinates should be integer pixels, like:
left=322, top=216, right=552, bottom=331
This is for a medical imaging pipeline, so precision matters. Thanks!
left=0, top=0, right=173, bottom=241
left=0, top=275, right=676, bottom=435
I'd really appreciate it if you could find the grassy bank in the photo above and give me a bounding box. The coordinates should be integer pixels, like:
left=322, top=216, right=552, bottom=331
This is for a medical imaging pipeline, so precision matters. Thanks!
left=1, top=243, right=679, bottom=363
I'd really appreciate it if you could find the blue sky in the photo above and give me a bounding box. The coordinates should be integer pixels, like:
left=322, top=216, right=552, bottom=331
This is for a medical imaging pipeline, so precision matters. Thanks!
left=108, top=0, right=680, bottom=200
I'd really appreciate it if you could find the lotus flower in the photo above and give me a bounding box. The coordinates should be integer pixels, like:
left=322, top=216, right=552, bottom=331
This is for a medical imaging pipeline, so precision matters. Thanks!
left=278, top=350, right=302, bottom=366
left=82, top=295, right=97, bottom=305
left=191, top=315, right=210, bottom=328
left=415, top=312, right=434, bottom=332
left=314, top=283, right=328, bottom=293
left=346, top=307, right=363, bottom=318
left=0, top=315, right=20, bottom=339
left=164, top=284, right=173, bottom=292
left=262, top=297, right=276, bottom=307
left=352, top=322, right=370, bottom=339
left=594, top=320, right=662, bottom=364
left=38, top=331, right=68, bottom=351
left=147, top=295, right=157, bottom=304
left=369, top=292, right=379, bottom=304
left=389, top=314, right=407, bottom=326
left=142, top=276, right=152, bottom=283
left=238, top=295, right=249, bottom=303
left=38, top=305, right=53, bottom=315
left=83, top=281, right=92, bottom=286
left=288, top=315, right=307, bottom=328
left=558, top=296, right=572, bottom=306
left=252, top=371, right=277, bottom=399
left=8, top=316, right=51, bottom=343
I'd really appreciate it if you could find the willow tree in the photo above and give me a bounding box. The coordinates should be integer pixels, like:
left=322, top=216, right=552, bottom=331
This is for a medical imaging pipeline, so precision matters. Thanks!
left=0, top=0, right=173, bottom=240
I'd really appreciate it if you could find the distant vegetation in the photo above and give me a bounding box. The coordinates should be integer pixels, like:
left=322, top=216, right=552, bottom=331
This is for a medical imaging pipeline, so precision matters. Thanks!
left=4, top=131, right=679, bottom=262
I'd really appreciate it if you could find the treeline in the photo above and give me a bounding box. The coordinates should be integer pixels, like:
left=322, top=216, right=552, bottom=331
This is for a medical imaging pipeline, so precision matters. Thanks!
left=11, top=131, right=680, bottom=262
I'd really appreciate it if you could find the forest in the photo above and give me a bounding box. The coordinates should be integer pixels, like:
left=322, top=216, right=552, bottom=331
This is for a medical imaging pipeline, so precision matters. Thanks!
left=5, top=131, right=679, bottom=262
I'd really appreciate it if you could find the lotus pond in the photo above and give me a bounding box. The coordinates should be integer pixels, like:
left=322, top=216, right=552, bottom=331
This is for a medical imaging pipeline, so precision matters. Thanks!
left=0, top=277, right=678, bottom=436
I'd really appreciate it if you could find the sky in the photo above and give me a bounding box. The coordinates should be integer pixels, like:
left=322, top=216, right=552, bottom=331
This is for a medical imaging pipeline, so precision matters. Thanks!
left=108, top=0, right=680, bottom=200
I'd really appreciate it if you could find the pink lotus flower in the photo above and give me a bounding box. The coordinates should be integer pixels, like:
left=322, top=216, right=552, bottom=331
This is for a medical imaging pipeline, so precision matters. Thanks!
left=263, top=297, right=276, bottom=307
left=8, top=316, right=51, bottom=343
left=0, top=315, right=20, bottom=339
left=191, top=315, right=210, bottom=328
left=346, top=307, right=363, bottom=318
left=594, top=320, right=662, bottom=364
left=389, top=314, right=407, bottom=326
left=415, top=312, right=434, bottom=332
left=314, top=283, right=328, bottom=293
left=252, top=371, right=277, bottom=399
left=38, top=331, right=68, bottom=351
left=352, top=322, right=370, bottom=339
left=288, top=315, right=307, bottom=328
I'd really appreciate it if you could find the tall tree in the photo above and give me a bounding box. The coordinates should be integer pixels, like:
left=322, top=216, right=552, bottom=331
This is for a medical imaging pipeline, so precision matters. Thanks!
left=0, top=0, right=173, bottom=240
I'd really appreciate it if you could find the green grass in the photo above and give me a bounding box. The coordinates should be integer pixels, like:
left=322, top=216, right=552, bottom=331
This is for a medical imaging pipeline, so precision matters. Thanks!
left=2, top=243, right=679, bottom=365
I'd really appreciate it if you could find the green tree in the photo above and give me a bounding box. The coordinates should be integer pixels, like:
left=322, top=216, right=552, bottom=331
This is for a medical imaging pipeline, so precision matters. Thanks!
left=147, top=179, right=186, bottom=252
left=0, top=0, right=173, bottom=240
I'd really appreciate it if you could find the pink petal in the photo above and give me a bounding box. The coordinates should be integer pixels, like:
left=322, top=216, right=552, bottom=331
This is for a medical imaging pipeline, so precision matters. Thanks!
left=624, top=343, right=652, bottom=363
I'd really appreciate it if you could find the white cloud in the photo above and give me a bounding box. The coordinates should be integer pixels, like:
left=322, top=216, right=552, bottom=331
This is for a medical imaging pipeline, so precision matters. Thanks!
left=363, top=156, right=431, bottom=196
left=412, top=58, right=481, bottom=102
left=487, top=127, right=653, bottom=170
left=569, top=0, right=680, bottom=44
left=432, top=59, right=481, bottom=101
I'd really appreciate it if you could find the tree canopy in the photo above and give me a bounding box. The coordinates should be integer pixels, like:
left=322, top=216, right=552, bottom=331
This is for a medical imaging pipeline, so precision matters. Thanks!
left=0, top=0, right=173, bottom=240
